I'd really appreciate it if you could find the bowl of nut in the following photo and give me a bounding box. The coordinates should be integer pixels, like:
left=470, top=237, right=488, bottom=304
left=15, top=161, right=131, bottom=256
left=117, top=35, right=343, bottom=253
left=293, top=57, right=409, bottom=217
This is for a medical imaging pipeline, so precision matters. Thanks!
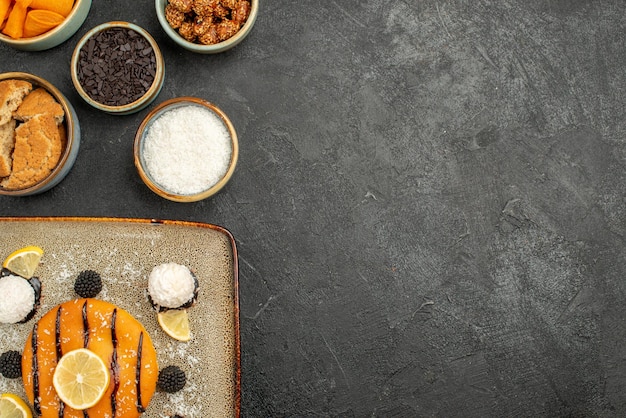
left=0, top=72, right=80, bottom=196
left=155, top=0, right=258, bottom=54
left=0, top=0, right=92, bottom=51
left=70, top=21, right=165, bottom=115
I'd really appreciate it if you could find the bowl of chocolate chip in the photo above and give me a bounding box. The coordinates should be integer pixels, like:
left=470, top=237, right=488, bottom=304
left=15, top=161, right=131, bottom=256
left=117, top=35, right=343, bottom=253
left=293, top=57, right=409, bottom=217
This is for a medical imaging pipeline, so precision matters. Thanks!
left=0, top=72, right=81, bottom=196
left=156, top=0, right=258, bottom=54
left=70, top=21, right=165, bottom=115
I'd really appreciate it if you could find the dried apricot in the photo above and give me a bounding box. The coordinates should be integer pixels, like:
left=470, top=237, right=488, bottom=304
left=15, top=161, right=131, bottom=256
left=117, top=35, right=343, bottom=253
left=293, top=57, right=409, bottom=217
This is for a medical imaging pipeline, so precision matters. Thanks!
left=29, top=0, right=73, bottom=17
left=0, top=0, right=12, bottom=24
left=23, top=9, right=64, bottom=37
left=1, top=0, right=32, bottom=39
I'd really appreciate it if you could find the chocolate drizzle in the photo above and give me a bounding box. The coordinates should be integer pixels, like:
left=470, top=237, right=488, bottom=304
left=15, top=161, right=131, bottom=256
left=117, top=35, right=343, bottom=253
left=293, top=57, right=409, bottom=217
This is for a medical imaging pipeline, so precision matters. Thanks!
left=31, top=323, right=41, bottom=415
left=19, top=276, right=42, bottom=323
left=55, top=306, right=65, bottom=418
left=136, top=332, right=145, bottom=413
left=111, top=308, right=119, bottom=416
left=55, top=306, right=63, bottom=360
left=82, top=300, right=89, bottom=347
left=28, top=276, right=42, bottom=302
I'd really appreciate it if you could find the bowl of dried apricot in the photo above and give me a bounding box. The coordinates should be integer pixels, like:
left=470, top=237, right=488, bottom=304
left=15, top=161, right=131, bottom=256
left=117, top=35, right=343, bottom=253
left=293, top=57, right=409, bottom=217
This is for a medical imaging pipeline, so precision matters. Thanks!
left=0, top=72, right=80, bottom=196
left=155, top=0, right=258, bottom=54
left=0, top=0, right=91, bottom=51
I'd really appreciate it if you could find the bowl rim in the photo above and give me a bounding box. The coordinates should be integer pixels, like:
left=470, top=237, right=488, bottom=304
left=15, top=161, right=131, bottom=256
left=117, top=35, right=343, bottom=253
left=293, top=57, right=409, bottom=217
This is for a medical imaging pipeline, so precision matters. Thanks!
left=70, top=21, right=164, bottom=113
left=0, top=72, right=76, bottom=196
left=0, top=0, right=89, bottom=45
left=134, top=97, right=239, bottom=202
left=155, top=0, right=258, bottom=53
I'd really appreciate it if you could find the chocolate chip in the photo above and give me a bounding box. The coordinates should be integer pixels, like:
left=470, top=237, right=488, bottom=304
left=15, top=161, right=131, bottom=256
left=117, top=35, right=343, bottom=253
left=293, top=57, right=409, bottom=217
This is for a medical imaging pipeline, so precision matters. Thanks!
left=77, top=27, right=157, bottom=107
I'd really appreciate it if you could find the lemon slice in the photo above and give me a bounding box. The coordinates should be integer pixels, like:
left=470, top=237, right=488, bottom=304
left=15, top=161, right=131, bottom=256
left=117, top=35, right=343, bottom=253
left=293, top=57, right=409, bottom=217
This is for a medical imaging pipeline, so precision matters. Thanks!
left=2, top=246, right=44, bottom=279
left=0, top=393, right=33, bottom=418
left=52, top=348, right=110, bottom=410
left=157, top=309, right=190, bottom=341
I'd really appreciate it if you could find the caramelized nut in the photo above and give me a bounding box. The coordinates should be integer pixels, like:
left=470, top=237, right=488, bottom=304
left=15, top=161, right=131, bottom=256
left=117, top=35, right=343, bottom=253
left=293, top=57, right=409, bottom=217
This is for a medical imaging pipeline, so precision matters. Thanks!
left=216, top=19, right=239, bottom=41
left=193, top=16, right=214, bottom=37
left=178, top=21, right=197, bottom=42
left=232, top=0, right=250, bottom=25
left=192, top=0, right=215, bottom=17
left=220, top=0, right=237, bottom=9
left=169, top=0, right=194, bottom=13
left=198, top=25, right=220, bottom=45
left=165, top=4, right=186, bottom=29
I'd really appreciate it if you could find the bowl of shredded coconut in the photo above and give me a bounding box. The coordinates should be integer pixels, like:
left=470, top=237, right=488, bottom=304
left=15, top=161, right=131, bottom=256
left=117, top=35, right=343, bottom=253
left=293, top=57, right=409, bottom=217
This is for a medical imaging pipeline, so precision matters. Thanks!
left=134, top=96, right=238, bottom=202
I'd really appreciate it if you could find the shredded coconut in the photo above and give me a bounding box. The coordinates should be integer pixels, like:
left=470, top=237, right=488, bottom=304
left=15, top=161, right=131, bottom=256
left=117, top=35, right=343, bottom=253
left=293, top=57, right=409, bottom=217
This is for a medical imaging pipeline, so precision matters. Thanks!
left=142, top=104, right=232, bottom=195
left=148, top=263, right=196, bottom=308
left=0, top=275, right=35, bottom=323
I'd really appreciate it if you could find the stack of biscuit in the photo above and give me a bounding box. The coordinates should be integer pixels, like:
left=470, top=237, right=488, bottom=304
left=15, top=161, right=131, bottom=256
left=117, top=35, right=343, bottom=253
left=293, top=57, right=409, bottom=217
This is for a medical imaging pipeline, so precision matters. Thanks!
left=0, top=79, right=65, bottom=190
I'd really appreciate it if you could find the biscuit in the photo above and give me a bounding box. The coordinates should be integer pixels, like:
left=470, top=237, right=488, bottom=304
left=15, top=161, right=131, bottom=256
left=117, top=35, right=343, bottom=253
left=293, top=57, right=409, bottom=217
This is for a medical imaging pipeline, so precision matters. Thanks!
left=0, top=119, right=16, bottom=177
left=0, top=114, right=62, bottom=190
left=14, top=88, right=65, bottom=124
left=0, top=79, right=32, bottom=125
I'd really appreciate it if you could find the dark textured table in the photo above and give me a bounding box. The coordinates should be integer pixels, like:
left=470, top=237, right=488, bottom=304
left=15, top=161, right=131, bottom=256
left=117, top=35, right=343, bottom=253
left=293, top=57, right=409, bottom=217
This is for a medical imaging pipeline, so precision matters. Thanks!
left=2, top=0, right=626, bottom=416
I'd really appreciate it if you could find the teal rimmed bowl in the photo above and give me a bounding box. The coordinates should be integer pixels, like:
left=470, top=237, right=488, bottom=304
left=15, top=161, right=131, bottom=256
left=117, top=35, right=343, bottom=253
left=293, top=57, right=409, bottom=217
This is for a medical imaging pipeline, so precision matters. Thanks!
left=155, top=0, right=258, bottom=54
left=70, top=21, right=165, bottom=115
left=0, top=0, right=92, bottom=51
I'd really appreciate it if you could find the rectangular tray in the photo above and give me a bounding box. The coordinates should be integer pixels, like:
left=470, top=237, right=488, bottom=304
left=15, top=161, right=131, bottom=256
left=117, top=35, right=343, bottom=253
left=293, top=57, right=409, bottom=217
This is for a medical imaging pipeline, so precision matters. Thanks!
left=0, top=217, right=240, bottom=418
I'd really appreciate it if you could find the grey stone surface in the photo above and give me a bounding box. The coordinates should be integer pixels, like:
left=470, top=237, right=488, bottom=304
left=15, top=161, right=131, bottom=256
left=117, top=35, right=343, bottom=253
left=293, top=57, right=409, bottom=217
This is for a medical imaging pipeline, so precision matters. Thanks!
left=1, top=0, right=626, bottom=416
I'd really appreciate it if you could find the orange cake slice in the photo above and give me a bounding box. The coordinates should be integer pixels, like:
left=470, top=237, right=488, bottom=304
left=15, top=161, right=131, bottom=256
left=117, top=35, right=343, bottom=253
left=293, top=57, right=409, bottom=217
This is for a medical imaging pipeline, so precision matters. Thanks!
left=22, top=298, right=158, bottom=418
